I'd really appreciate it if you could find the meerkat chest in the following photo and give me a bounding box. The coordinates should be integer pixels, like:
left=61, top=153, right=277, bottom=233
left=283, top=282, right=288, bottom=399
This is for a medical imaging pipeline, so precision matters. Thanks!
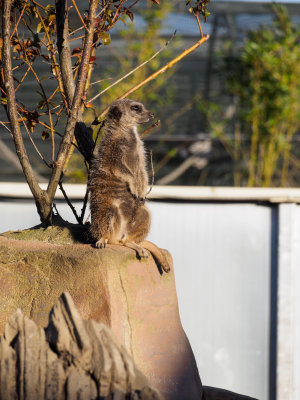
left=132, top=127, right=146, bottom=167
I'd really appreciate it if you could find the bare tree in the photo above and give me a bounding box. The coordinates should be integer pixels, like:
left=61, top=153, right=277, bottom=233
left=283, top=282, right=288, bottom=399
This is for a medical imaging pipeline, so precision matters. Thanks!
left=0, top=0, right=209, bottom=225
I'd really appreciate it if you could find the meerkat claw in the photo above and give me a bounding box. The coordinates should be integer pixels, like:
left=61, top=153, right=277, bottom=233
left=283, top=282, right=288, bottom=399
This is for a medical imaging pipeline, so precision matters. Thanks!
left=137, top=247, right=148, bottom=259
left=95, top=238, right=108, bottom=249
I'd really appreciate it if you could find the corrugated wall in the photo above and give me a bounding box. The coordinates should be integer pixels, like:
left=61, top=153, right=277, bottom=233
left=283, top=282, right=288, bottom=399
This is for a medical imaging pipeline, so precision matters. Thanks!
left=1, top=196, right=300, bottom=400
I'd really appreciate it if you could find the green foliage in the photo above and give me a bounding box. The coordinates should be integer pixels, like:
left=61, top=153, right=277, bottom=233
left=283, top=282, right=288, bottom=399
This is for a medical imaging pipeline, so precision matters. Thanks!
left=95, top=1, right=177, bottom=109
left=207, top=5, right=300, bottom=187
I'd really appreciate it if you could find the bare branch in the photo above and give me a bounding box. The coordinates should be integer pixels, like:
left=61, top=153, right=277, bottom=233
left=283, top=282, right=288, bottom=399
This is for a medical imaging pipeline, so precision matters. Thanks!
left=55, top=0, right=76, bottom=107
left=80, top=188, right=89, bottom=224
left=141, top=119, right=160, bottom=138
left=10, top=0, right=28, bottom=39
left=2, top=0, right=50, bottom=221
left=109, top=0, right=139, bottom=30
left=84, top=211, right=91, bottom=224
left=195, top=12, right=204, bottom=38
left=15, top=62, right=33, bottom=93
left=98, top=34, right=210, bottom=119
left=0, top=120, right=12, bottom=136
left=56, top=0, right=95, bottom=172
left=58, top=179, right=82, bottom=224
left=35, top=5, right=68, bottom=110
left=89, top=77, right=112, bottom=86
left=17, top=111, right=51, bottom=169
left=88, top=32, right=176, bottom=104
left=47, top=0, right=100, bottom=201
left=71, top=0, right=88, bottom=32
left=23, top=57, right=55, bottom=162
left=70, top=25, right=84, bottom=36
left=32, top=0, right=46, bottom=10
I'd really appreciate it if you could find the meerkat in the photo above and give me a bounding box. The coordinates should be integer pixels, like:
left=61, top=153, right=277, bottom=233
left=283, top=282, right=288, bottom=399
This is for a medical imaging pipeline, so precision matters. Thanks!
left=88, top=99, right=170, bottom=273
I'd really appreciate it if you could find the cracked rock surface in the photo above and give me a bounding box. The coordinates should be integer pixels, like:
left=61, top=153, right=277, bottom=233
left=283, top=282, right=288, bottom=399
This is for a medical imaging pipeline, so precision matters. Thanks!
left=0, top=232, right=202, bottom=399
left=0, top=228, right=258, bottom=400
left=0, top=292, right=163, bottom=400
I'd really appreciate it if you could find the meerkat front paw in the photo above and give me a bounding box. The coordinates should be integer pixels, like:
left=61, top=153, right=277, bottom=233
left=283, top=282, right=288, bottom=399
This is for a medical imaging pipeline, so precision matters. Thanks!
left=95, top=238, right=108, bottom=248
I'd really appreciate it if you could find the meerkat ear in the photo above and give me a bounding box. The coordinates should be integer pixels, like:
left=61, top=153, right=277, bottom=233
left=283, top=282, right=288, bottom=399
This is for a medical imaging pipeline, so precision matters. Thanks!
left=108, top=105, right=122, bottom=121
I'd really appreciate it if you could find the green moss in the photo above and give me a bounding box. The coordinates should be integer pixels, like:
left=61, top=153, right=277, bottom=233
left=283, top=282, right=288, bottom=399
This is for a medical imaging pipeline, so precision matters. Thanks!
left=1, top=216, right=89, bottom=245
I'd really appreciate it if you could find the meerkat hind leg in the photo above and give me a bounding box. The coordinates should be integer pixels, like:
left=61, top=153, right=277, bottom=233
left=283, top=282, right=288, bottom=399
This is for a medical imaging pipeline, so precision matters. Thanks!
left=140, top=240, right=171, bottom=273
left=121, top=240, right=149, bottom=259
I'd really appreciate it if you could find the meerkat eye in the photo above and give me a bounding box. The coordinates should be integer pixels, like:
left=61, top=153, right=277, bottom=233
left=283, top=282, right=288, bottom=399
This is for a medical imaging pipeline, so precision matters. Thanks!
left=130, top=104, right=142, bottom=113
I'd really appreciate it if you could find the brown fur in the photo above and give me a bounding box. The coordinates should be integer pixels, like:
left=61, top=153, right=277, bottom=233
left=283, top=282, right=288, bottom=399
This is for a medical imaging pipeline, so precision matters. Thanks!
left=88, top=99, right=170, bottom=273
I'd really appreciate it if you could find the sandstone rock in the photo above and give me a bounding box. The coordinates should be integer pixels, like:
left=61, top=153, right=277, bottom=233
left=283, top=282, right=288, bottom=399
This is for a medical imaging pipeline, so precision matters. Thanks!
left=0, top=232, right=202, bottom=399
left=0, top=227, right=258, bottom=400
left=0, top=292, right=162, bottom=400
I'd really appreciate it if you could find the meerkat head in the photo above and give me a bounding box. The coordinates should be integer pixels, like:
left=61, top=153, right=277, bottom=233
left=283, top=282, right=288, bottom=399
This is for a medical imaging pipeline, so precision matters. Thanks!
left=107, top=99, right=154, bottom=128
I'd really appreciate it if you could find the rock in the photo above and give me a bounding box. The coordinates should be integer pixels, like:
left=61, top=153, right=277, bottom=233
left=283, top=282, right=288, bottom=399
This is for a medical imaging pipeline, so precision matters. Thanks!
left=0, top=227, right=258, bottom=400
left=2, top=216, right=88, bottom=245
left=0, top=292, right=162, bottom=400
left=0, top=232, right=202, bottom=399
left=202, top=387, right=259, bottom=399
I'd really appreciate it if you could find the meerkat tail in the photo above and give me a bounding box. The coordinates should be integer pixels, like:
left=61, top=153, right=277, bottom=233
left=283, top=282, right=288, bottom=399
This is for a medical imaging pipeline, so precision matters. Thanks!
left=140, top=240, right=171, bottom=273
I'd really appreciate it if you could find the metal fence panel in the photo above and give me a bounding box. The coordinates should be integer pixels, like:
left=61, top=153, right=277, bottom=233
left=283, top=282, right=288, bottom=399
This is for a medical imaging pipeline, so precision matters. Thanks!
left=0, top=199, right=287, bottom=400
left=147, top=202, right=271, bottom=400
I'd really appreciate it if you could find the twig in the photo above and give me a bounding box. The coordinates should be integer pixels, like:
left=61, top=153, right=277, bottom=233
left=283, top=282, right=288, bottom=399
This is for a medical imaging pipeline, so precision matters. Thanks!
left=38, top=121, right=61, bottom=136
left=88, top=32, right=176, bottom=104
left=109, top=0, right=139, bottom=30
left=84, top=211, right=91, bottom=225
left=58, top=179, right=82, bottom=224
left=69, top=1, right=108, bottom=37
left=10, top=0, right=28, bottom=39
left=38, top=121, right=80, bottom=150
left=195, top=13, right=204, bottom=38
left=0, top=120, right=13, bottom=136
left=93, top=120, right=105, bottom=148
left=70, top=25, right=84, bottom=36
left=70, top=34, right=85, bottom=42
left=15, top=62, right=34, bottom=93
left=71, top=0, right=88, bottom=32
left=46, top=85, right=60, bottom=105
left=89, top=77, right=112, bottom=86
left=12, top=62, right=25, bottom=71
left=98, top=34, right=210, bottom=119
left=80, top=187, right=89, bottom=223
left=35, top=6, right=68, bottom=111
left=52, top=203, right=62, bottom=218
left=141, top=119, right=160, bottom=137
left=32, top=0, right=46, bottom=10
left=23, top=57, right=56, bottom=162
left=110, top=0, right=126, bottom=26
left=17, top=111, right=51, bottom=168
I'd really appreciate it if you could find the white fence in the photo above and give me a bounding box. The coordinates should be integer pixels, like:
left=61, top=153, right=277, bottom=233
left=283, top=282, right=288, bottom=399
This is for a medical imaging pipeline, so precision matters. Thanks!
left=1, top=184, right=300, bottom=400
